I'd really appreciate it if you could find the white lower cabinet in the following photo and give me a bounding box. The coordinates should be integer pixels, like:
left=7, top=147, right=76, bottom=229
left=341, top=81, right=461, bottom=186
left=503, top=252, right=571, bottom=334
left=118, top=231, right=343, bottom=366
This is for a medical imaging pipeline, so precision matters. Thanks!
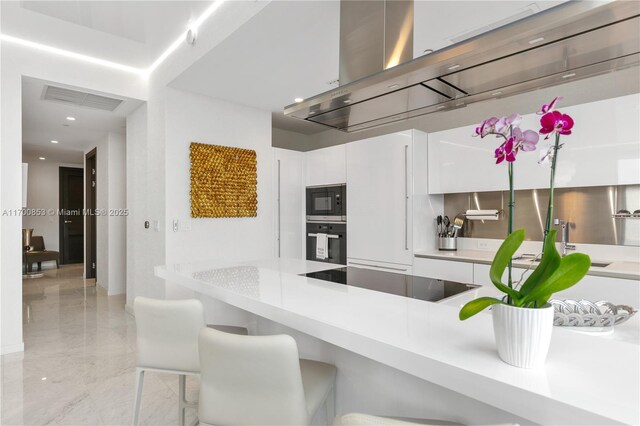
left=473, top=263, right=639, bottom=306
left=414, top=258, right=474, bottom=283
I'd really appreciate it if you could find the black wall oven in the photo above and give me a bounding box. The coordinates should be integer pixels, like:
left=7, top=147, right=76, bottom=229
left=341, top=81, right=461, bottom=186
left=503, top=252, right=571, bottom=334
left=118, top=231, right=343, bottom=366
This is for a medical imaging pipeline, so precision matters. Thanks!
left=306, top=222, right=346, bottom=265
left=306, top=184, right=346, bottom=222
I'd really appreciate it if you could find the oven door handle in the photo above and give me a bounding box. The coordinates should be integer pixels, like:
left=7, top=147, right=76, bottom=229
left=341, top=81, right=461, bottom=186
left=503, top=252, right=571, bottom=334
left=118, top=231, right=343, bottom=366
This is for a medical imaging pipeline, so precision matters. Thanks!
left=308, top=233, right=341, bottom=239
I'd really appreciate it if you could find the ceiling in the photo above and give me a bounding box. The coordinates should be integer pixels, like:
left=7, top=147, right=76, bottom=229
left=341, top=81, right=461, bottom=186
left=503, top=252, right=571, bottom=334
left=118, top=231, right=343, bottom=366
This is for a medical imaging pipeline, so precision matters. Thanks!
left=169, top=0, right=341, bottom=134
left=2, top=1, right=212, bottom=68
left=22, top=77, right=144, bottom=163
left=170, top=0, right=566, bottom=135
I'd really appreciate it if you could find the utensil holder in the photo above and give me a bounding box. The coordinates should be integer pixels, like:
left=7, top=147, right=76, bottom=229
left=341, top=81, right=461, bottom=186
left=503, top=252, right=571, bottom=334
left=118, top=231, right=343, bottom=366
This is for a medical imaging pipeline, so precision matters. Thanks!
left=438, top=236, right=457, bottom=251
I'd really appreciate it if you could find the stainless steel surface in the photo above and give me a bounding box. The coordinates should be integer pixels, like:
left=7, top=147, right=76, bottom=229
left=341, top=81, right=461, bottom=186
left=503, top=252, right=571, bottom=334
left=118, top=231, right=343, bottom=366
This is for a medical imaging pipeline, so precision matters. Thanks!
left=308, top=233, right=340, bottom=239
left=306, top=183, right=347, bottom=189
left=438, top=237, right=457, bottom=251
left=339, top=0, right=413, bottom=85
left=285, top=1, right=640, bottom=132
left=306, top=215, right=347, bottom=222
left=444, top=185, right=640, bottom=246
left=404, top=144, right=409, bottom=250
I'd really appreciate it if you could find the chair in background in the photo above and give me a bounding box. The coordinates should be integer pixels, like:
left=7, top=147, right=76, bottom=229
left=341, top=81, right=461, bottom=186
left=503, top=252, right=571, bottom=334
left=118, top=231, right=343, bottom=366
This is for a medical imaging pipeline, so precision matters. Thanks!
left=25, top=236, right=59, bottom=271
left=132, top=297, right=247, bottom=426
left=198, top=327, right=337, bottom=426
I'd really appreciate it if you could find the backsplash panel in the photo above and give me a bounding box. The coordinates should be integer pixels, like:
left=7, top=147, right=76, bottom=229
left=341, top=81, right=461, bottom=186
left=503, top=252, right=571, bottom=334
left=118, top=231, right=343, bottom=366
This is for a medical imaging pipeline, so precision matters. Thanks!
left=444, top=185, right=640, bottom=246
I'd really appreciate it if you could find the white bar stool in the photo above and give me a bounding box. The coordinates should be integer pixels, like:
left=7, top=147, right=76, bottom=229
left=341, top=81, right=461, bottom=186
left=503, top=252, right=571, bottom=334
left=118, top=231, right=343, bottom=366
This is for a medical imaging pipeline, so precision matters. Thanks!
left=132, top=297, right=246, bottom=426
left=198, top=327, right=337, bottom=426
left=333, top=413, right=518, bottom=426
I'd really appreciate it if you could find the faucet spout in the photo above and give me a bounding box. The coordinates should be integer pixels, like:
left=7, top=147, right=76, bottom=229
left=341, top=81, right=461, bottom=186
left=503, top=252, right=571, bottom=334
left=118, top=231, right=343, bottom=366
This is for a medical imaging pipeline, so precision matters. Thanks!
left=554, top=218, right=576, bottom=256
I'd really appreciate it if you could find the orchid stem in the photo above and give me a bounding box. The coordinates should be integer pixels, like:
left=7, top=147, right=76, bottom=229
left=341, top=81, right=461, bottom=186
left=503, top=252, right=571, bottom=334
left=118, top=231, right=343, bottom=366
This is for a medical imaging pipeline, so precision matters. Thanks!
left=543, top=133, right=561, bottom=246
left=507, top=127, right=515, bottom=303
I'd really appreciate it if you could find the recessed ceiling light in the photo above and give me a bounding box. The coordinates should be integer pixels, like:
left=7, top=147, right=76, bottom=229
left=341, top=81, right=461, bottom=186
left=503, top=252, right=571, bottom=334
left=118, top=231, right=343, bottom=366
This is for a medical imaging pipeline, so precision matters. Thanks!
left=423, top=49, right=434, bottom=54
left=343, top=99, right=352, bottom=104
left=388, top=84, right=399, bottom=89
left=41, top=377, right=47, bottom=381
left=294, top=97, right=304, bottom=103
left=528, top=37, right=545, bottom=45
left=66, top=116, right=76, bottom=121
left=492, top=91, right=503, bottom=96
left=39, top=157, right=45, bottom=160
left=562, top=73, right=576, bottom=79
left=51, top=140, right=58, bottom=144
left=448, top=64, right=461, bottom=70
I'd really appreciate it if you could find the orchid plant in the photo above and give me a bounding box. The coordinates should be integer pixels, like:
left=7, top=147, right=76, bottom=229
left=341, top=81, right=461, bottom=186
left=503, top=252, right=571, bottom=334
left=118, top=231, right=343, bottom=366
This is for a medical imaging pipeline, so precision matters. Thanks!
left=460, top=97, right=590, bottom=319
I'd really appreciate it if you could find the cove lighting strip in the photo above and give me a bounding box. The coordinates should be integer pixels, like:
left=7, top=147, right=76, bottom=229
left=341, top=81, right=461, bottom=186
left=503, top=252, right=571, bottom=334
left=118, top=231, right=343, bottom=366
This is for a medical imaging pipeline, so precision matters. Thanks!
left=0, top=0, right=226, bottom=77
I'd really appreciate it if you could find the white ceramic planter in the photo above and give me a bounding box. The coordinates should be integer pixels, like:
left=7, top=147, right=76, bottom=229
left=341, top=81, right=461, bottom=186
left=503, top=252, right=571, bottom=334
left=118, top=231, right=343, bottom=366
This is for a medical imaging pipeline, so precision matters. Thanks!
left=492, top=303, right=554, bottom=369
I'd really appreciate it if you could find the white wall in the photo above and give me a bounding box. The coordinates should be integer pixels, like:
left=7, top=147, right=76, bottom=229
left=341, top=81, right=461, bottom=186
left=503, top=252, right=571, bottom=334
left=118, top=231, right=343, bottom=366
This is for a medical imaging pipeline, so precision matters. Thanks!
left=89, top=132, right=127, bottom=295
left=125, top=104, right=148, bottom=309
left=164, top=87, right=274, bottom=265
left=22, top=160, right=83, bottom=252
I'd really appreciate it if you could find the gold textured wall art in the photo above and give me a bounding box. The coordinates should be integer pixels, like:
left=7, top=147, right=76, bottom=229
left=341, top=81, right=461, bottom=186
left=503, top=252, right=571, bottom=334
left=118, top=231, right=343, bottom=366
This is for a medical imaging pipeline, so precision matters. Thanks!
left=190, top=142, right=257, bottom=218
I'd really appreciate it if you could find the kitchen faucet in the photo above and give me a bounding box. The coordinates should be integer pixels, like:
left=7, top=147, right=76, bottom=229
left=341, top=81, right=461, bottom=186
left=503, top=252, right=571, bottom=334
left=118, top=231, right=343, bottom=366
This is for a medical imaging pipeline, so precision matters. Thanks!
left=554, top=219, right=576, bottom=256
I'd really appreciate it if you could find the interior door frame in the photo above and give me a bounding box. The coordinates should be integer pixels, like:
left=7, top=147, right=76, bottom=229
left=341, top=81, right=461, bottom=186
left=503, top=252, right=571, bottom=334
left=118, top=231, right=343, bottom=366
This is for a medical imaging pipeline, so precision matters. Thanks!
left=85, top=148, right=97, bottom=279
left=59, top=166, right=85, bottom=265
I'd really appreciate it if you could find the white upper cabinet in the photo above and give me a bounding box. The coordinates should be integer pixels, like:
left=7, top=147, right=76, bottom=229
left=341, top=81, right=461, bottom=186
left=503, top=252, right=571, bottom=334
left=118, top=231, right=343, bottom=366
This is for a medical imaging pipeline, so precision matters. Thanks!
left=347, top=130, right=415, bottom=266
left=428, top=94, right=640, bottom=194
left=305, top=144, right=347, bottom=186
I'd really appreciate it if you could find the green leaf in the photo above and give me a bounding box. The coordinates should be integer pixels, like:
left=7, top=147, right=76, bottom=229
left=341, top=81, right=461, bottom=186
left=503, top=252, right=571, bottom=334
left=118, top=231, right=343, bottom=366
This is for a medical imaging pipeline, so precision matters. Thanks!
left=489, top=229, right=525, bottom=302
left=459, top=297, right=504, bottom=320
left=519, top=230, right=561, bottom=296
left=521, top=253, right=591, bottom=305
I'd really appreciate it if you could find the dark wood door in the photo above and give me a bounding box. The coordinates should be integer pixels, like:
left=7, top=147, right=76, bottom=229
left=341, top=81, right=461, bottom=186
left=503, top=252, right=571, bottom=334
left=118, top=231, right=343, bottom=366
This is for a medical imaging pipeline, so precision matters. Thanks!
left=59, top=167, right=84, bottom=264
left=85, top=149, right=97, bottom=279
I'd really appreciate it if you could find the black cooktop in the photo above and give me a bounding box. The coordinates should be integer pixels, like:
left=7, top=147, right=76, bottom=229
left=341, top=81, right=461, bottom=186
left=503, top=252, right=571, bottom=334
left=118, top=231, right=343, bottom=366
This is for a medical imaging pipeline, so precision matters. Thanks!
left=302, top=267, right=479, bottom=302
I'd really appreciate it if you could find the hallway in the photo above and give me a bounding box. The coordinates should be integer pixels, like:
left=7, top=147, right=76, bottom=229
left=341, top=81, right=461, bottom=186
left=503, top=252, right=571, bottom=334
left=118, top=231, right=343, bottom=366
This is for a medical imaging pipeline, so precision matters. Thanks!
left=1, top=265, right=198, bottom=425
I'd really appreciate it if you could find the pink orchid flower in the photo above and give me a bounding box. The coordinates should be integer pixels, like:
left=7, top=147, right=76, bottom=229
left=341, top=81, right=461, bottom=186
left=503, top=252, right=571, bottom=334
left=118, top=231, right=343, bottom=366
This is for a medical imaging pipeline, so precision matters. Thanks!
left=538, top=96, right=562, bottom=115
left=474, top=117, right=499, bottom=137
left=539, top=110, right=574, bottom=139
left=512, top=127, right=539, bottom=151
left=495, top=137, right=517, bottom=164
left=495, top=113, right=522, bottom=135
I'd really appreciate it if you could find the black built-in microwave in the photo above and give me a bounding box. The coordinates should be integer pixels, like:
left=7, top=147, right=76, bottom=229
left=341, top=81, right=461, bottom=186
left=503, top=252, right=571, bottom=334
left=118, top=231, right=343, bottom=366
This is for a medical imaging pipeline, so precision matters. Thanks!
left=306, top=184, right=346, bottom=222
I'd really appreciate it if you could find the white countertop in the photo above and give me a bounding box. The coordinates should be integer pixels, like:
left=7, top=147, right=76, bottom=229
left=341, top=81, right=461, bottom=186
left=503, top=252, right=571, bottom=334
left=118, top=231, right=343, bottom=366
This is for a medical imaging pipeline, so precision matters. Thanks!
left=156, top=258, right=640, bottom=425
left=415, top=249, right=640, bottom=280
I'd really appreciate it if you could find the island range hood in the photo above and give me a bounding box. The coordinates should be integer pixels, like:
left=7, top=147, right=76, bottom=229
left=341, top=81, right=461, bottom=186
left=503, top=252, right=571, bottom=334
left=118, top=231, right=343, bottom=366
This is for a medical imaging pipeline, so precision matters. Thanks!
left=284, top=1, right=640, bottom=133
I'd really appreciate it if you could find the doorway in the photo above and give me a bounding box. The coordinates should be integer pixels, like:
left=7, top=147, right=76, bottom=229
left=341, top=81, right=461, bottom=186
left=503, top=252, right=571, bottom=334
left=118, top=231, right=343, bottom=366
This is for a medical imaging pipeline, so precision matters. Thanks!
left=59, top=167, right=84, bottom=264
left=85, top=149, right=97, bottom=279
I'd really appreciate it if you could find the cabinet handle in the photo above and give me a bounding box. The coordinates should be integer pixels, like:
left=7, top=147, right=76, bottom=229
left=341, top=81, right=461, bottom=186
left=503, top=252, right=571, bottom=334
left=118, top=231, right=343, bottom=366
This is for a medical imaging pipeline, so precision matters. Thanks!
left=308, top=233, right=340, bottom=239
left=349, top=261, right=408, bottom=272
left=404, top=145, right=409, bottom=250
left=277, top=159, right=281, bottom=258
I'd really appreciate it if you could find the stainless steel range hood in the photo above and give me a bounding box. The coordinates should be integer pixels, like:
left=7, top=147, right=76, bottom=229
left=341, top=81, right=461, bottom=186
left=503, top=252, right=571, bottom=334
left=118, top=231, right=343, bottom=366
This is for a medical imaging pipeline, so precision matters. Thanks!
left=284, top=1, right=640, bottom=133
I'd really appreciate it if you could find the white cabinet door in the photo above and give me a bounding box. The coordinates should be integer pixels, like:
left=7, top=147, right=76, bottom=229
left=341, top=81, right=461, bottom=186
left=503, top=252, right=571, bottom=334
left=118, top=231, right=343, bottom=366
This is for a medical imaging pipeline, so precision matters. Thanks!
left=347, top=131, right=413, bottom=265
left=305, top=144, right=346, bottom=186
left=428, top=94, right=640, bottom=194
left=414, top=258, right=474, bottom=283
left=474, top=263, right=639, bottom=306
left=274, top=149, right=304, bottom=259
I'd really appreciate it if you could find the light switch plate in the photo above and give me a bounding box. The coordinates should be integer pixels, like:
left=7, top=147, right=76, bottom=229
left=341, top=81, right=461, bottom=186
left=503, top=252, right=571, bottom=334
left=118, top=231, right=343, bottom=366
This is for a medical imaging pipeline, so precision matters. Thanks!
left=172, top=220, right=179, bottom=232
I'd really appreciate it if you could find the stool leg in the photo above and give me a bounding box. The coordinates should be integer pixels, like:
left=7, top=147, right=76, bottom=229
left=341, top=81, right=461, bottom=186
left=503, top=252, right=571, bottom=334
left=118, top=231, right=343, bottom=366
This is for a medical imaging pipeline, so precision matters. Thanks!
left=178, top=374, right=187, bottom=426
left=132, top=368, right=145, bottom=426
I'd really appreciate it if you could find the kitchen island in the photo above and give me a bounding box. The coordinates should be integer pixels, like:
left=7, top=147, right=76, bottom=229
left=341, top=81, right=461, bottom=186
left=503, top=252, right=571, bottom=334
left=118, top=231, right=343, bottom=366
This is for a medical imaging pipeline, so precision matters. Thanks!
left=156, top=258, right=639, bottom=425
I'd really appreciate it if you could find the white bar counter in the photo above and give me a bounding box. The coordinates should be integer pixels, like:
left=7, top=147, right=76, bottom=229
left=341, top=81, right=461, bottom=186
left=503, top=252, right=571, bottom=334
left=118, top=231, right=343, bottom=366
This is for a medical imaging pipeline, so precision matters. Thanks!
left=156, top=258, right=640, bottom=425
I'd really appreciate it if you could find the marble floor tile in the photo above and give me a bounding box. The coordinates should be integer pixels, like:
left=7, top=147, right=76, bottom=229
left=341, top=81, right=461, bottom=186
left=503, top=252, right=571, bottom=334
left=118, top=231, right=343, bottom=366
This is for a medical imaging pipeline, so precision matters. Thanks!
left=1, top=264, right=193, bottom=426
